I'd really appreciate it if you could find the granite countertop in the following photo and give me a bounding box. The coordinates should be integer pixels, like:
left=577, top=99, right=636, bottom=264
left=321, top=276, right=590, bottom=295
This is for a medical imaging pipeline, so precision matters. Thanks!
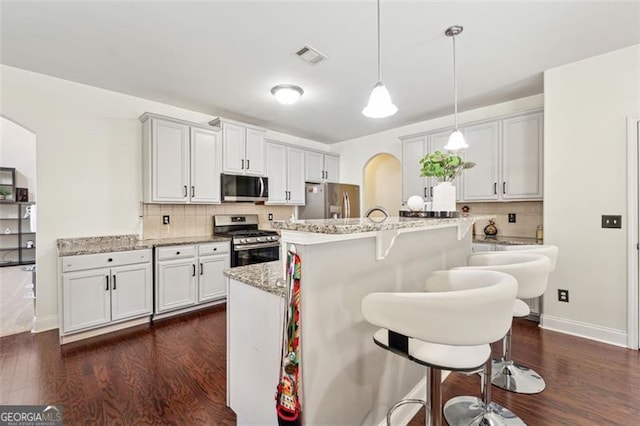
left=57, top=234, right=230, bottom=256
left=472, top=235, right=542, bottom=245
left=271, top=214, right=493, bottom=235
left=224, top=260, right=285, bottom=297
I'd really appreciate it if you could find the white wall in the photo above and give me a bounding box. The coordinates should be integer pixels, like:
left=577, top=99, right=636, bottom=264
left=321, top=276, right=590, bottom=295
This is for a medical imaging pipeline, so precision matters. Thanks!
left=0, top=65, right=325, bottom=332
left=542, top=44, right=640, bottom=345
left=332, top=94, right=544, bottom=188
left=0, top=117, right=37, bottom=201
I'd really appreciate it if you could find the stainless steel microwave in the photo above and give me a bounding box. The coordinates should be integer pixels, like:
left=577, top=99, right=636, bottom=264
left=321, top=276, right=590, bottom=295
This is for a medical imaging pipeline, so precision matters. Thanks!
left=221, top=174, right=268, bottom=202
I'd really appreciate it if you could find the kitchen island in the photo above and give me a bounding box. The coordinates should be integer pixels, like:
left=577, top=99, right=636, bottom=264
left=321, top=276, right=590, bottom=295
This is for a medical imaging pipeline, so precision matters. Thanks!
left=225, top=215, right=491, bottom=425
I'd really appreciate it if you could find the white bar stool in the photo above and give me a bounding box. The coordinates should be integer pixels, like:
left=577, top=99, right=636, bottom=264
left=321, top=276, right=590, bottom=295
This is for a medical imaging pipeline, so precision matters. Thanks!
left=361, top=269, right=518, bottom=426
left=458, top=252, right=552, bottom=395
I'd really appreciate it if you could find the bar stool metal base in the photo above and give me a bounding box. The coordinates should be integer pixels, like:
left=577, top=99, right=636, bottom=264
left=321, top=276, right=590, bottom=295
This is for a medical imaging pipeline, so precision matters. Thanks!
left=443, top=396, right=526, bottom=426
left=386, top=399, right=426, bottom=426
left=491, top=359, right=546, bottom=394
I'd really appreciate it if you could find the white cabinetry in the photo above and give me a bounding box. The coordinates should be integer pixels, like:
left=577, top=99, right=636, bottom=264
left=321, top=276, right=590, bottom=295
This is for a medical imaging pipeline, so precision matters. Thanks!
left=305, top=151, right=339, bottom=183
left=463, top=111, right=543, bottom=201
left=210, top=118, right=265, bottom=176
left=141, top=113, right=221, bottom=204
left=265, top=142, right=305, bottom=205
left=155, top=242, right=229, bottom=319
left=402, top=129, right=462, bottom=202
left=59, top=249, right=152, bottom=343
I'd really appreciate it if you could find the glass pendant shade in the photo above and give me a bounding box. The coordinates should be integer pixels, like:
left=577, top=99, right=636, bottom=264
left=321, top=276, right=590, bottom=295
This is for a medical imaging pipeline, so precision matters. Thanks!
left=362, top=82, right=398, bottom=118
left=444, top=129, right=468, bottom=151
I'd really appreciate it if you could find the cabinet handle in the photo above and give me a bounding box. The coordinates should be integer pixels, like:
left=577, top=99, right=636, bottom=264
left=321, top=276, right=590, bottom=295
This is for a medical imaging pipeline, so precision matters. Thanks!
left=176, top=251, right=180, bottom=255
left=192, top=264, right=196, bottom=277
left=200, top=263, right=203, bottom=275
left=183, top=185, right=187, bottom=197
left=247, top=159, right=250, bottom=170
left=325, top=170, right=328, bottom=180
left=112, top=275, right=117, bottom=290
left=105, top=275, right=109, bottom=291
left=503, top=182, right=506, bottom=194
left=494, top=182, right=497, bottom=195
left=241, top=159, right=244, bottom=169
left=107, top=258, right=113, bottom=262
left=430, top=186, right=433, bottom=198
left=191, top=186, right=195, bottom=197
left=424, top=187, right=428, bottom=198
left=213, top=247, right=217, bottom=251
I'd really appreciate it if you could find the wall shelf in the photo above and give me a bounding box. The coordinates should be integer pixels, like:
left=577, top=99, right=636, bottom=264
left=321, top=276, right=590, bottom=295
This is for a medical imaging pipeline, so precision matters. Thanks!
left=0, top=201, right=35, bottom=267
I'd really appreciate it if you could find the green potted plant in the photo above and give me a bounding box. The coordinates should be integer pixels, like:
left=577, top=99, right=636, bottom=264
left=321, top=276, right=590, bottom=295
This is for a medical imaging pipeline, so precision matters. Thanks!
left=419, top=150, right=475, bottom=183
left=0, top=189, right=11, bottom=201
left=419, top=151, right=475, bottom=212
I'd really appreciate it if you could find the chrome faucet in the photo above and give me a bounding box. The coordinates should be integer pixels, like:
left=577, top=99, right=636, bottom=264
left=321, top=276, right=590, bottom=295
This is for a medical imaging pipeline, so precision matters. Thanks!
left=365, top=205, right=390, bottom=219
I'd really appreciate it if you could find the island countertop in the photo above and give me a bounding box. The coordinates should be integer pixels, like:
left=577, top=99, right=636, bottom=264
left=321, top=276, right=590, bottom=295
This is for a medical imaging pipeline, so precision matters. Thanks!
left=224, top=260, right=284, bottom=297
left=271, top=214, right=493, bottom=235
left=57, top=234, right=230, bottom=256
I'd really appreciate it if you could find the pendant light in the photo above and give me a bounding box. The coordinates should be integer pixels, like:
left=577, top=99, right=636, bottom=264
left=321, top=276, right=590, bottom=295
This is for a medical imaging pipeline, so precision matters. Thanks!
left=362, top=0, right=397, bottom=118
left=444, top=25, right=468, bottom=151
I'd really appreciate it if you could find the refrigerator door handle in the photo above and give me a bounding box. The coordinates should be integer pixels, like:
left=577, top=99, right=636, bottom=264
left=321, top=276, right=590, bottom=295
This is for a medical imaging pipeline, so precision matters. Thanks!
left=344, top=192, right=351, bottom=218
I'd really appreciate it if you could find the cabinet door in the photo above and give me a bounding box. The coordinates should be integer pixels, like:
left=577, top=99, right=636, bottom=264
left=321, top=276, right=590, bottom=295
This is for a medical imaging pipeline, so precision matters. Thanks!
left=222, top=123, right=246, bottom=174
left=305, top=151, right=324, bottom=182
left=190, top=128, right=221, bottom=203
left=402, top=136, right=428, bottom=201
left=152, top=119, right=189, bottom=202
left=430, top=130, right=463, bottom=201
left=156, top=259, right=197, bottom=313
left=323, top=155, right=340, bottom=183
left=501, top=112, right=543, bottom=200
left=462, top=121, right=500, bottom=201
left=245, top=128, right=265, bottom=175
left=199, top=254, right=229, bottom=302
left=62, top=268, right=111, bottom=333
left=287, top=147, right=306, bottom=205
left=265, top=143, right=288, bottom=204
left=111, top=263, right=152, bottom=322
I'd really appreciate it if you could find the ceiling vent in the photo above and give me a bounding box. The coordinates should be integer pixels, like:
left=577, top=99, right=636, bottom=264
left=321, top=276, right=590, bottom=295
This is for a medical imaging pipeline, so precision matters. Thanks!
left=295, top=44, right=328, bottom=65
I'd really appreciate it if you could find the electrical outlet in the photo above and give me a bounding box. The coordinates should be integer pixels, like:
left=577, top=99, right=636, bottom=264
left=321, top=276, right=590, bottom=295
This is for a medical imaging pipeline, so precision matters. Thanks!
left=268, top=213, right=273, bottom=221
left=558, top=289, right=569, bottom=303
left=601, top=215, right=622, bottom=229
left=508, top=213, right=516, bottom=223
left=162, top=215, right=170, bottom=225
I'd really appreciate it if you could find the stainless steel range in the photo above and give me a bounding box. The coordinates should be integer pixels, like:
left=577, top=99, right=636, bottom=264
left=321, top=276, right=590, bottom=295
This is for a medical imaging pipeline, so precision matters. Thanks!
left=213, top=214, right=280, bottom=267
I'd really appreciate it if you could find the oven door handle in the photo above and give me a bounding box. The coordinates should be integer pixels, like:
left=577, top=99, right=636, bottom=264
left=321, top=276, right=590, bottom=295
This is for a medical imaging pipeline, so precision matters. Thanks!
left=234, top=242, right=280, bottom=251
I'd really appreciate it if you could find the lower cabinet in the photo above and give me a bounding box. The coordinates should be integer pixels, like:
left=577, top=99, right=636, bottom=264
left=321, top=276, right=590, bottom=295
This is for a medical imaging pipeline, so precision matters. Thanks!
left=155, top=241, right=229, bottom=318
left=59, top=249, right=153, bottom=342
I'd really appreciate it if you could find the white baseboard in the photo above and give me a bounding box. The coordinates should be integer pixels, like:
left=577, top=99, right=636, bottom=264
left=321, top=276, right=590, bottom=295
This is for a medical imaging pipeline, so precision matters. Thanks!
left=376, top=371, right=451, bottom=426
left=540, top=314, right=628, bottom=348
left=32, top=314, right=58, bottom=333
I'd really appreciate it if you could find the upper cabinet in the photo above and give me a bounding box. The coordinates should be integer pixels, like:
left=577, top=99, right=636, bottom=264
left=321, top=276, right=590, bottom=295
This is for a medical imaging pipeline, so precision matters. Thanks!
left=400, top=109, right=543, bottom=203
left=305, top=151, right=340, bottom=183
left=265, top=141, right=305, bottom=205
left=210, top=118, right=265, bottom=176
left=401, top=129, right=462, bottom=202
left=141, top=113, right=221, bottom=204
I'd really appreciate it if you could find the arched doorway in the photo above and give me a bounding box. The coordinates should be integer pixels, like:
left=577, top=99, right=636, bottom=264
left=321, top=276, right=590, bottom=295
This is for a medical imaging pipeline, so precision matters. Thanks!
left=0, top=116, right=37, bottom=336
left=363, top=153, right=401, bottom=218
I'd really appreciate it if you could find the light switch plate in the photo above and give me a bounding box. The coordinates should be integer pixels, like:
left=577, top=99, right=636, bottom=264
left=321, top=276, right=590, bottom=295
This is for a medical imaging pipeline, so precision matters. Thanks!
left=162, top=215, right=170, bottom=225
left=601, top=215, right=621, bottom=229
left=508, top=213, right=516, bottom=223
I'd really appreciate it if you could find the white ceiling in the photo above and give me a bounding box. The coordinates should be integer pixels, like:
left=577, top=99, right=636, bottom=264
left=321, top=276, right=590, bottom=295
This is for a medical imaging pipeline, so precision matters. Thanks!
left=1, top=1, right=639, bottom=143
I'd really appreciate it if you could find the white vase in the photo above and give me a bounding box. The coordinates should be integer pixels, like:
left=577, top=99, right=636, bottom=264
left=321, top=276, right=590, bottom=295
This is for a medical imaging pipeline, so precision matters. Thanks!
left=432, top=182, right=456, bottom=212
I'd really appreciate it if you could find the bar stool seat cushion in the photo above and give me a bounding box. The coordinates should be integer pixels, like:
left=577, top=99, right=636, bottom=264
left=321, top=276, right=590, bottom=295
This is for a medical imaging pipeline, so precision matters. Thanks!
left=372, top=328, right=490, bottom=372
left=513, top=299, right=530, bottom=317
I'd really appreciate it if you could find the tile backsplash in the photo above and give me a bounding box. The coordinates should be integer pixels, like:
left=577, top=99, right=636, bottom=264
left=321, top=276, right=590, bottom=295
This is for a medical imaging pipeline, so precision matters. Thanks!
left=459, top=201, right=543, bottom=239
left=142, top=203, right=294, bottom=240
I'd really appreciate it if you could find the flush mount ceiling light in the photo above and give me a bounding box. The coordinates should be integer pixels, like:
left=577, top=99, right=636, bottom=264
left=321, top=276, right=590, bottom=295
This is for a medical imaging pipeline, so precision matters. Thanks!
left=444, top=25, right=468, bottom=152
left=362, top=0, right=397, bottom=119
left=271, top=84, right=304, bottom=105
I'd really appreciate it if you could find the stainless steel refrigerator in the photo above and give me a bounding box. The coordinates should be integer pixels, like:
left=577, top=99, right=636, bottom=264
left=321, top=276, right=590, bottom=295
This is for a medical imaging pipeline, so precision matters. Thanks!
left=298, top=182, right=360, bottom=219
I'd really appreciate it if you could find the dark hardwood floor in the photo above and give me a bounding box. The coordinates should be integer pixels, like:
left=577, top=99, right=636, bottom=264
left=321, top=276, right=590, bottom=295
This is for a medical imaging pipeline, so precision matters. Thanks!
left=1, top=307, right=639, bottom=425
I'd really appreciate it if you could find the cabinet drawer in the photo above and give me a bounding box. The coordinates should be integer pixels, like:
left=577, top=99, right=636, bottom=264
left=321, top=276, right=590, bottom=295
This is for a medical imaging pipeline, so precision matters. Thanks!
left=156, top=245, right=196, bottom=261
left=198, top=242, right=229, bottom=256
left=62, top=249, right=152, bottom=272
